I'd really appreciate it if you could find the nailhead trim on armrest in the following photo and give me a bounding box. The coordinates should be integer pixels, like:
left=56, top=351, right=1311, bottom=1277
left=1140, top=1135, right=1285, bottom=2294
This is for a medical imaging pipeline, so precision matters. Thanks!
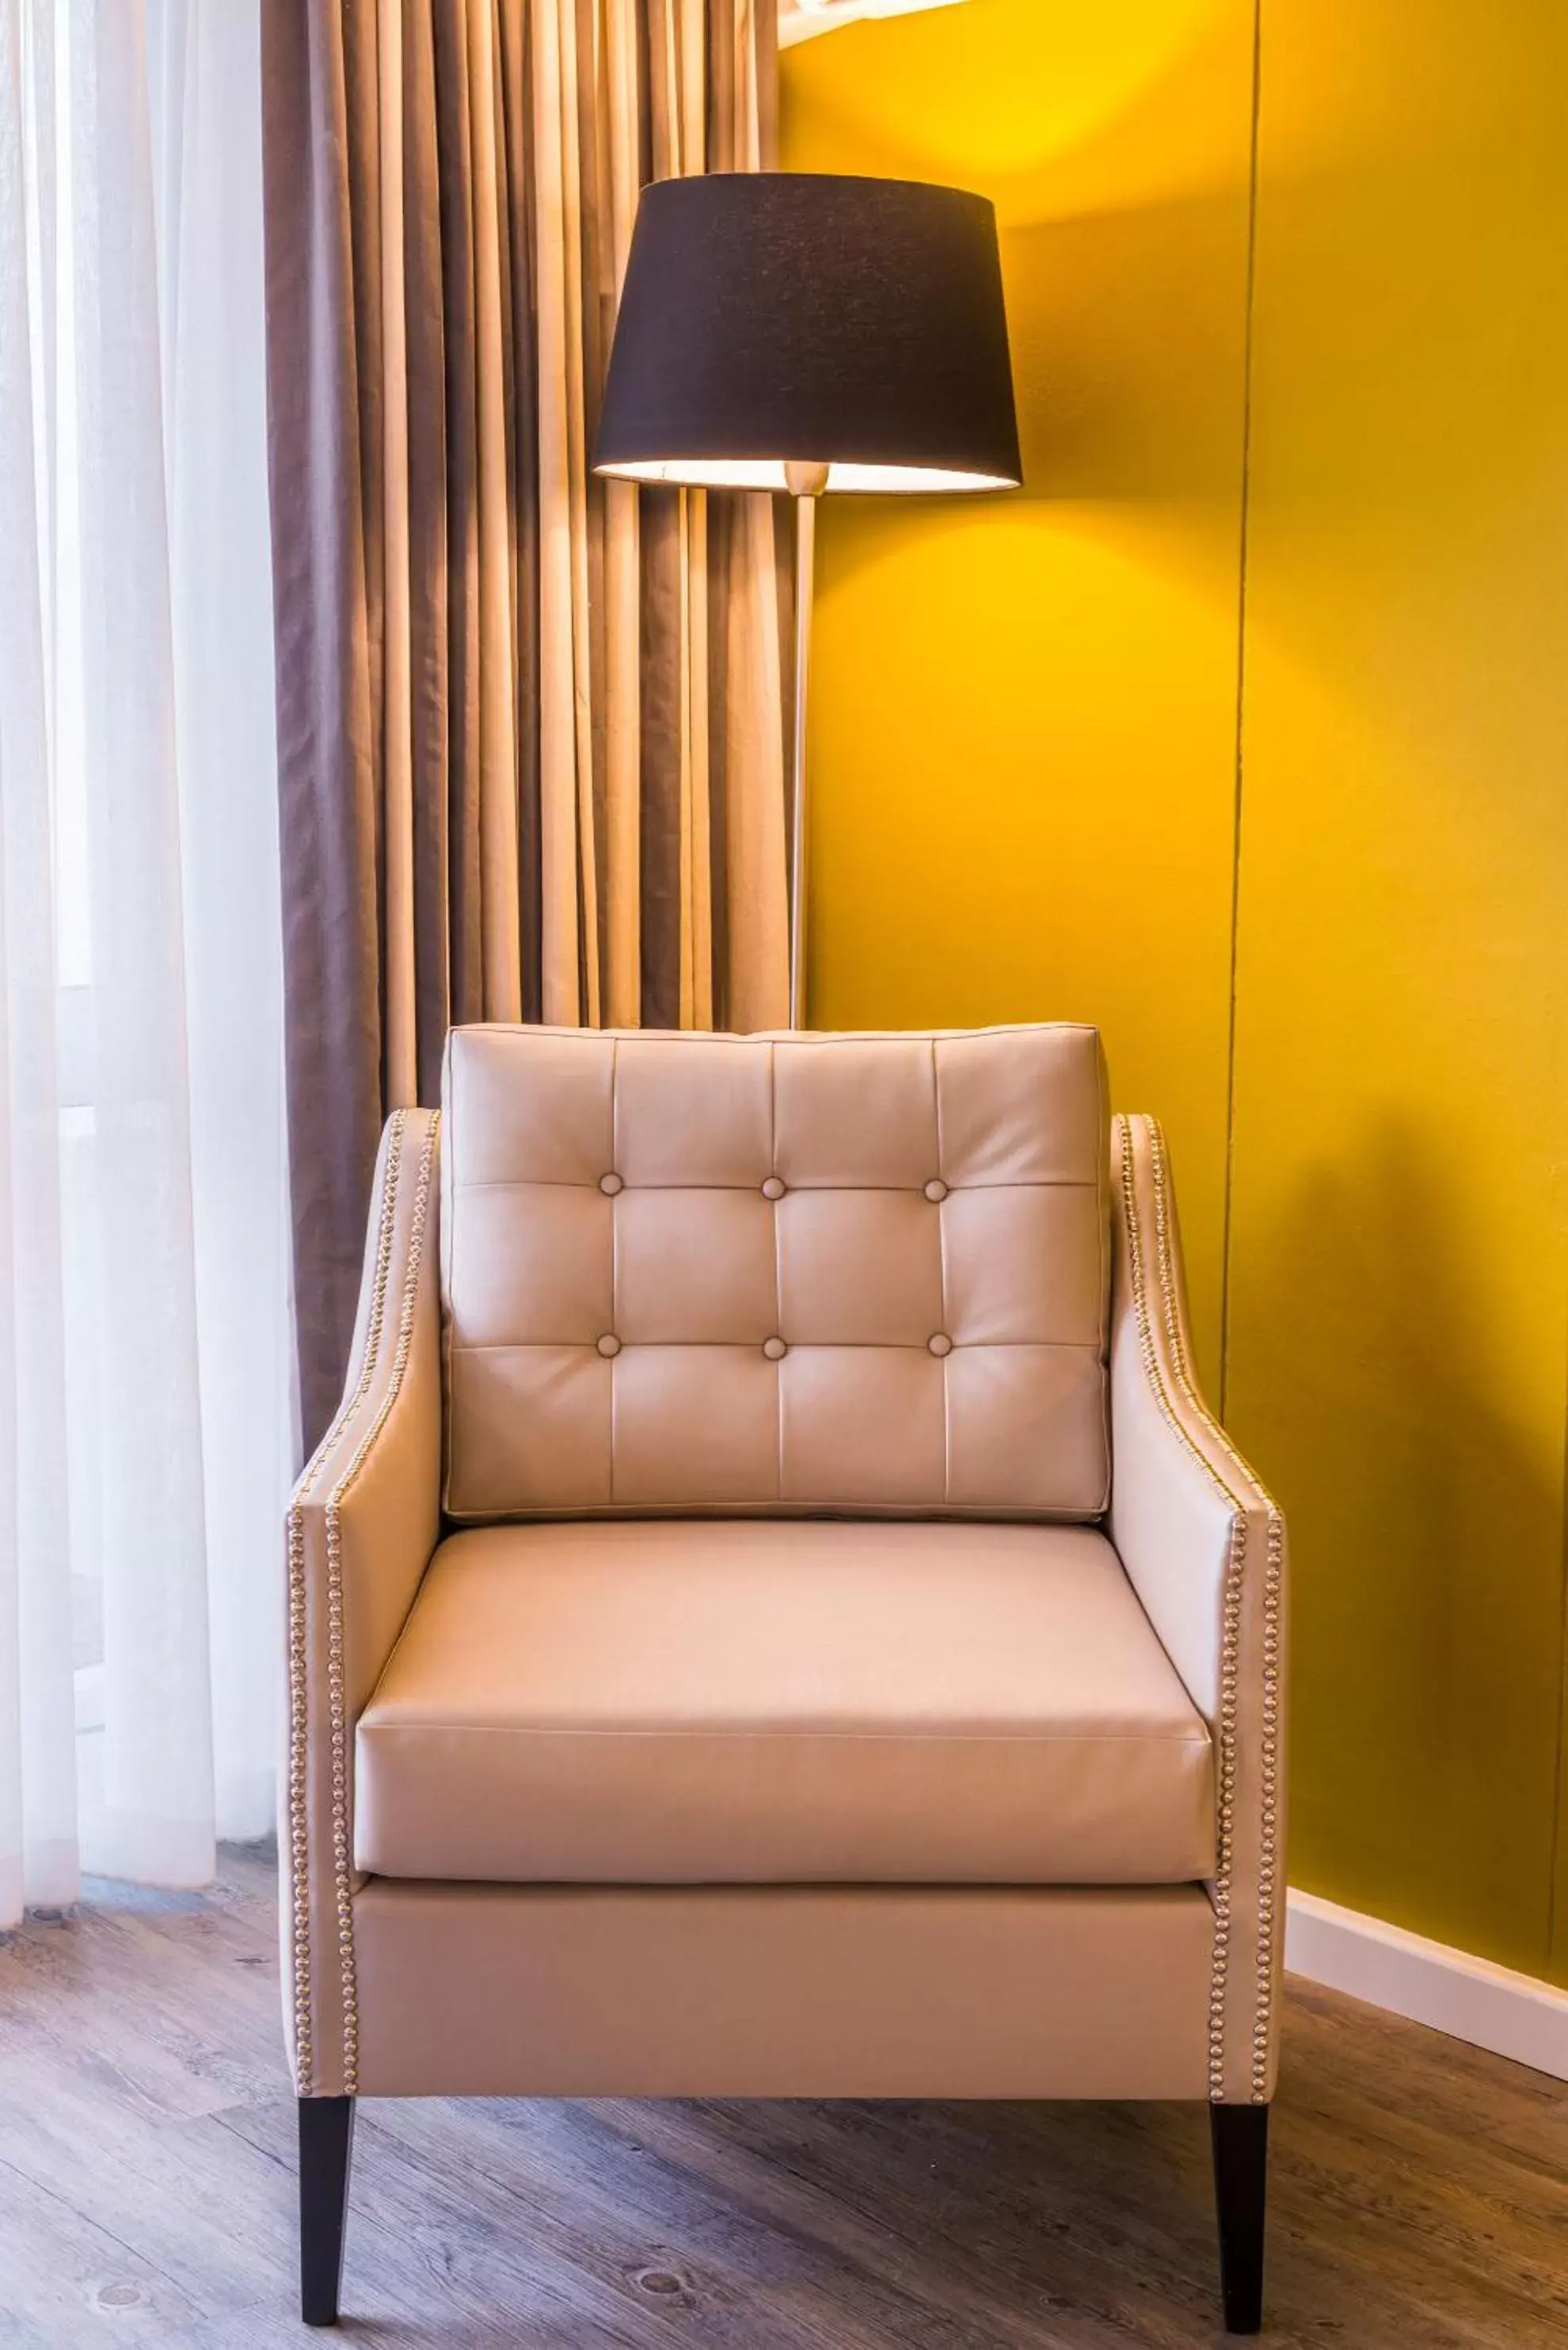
left=1147, top=1122, right=1284, bottom=2103
left=1117, top=1116, right=1284, bottom=2104
left=285, top=1110, right=437, bottom=2098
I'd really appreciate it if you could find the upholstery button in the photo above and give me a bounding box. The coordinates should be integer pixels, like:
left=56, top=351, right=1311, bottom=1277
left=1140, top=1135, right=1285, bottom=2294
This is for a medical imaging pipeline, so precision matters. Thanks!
left=927, top=1333, right=953, bottom=1357
left=599, top=1172, right=623, bottom=1195
left=762, top=1336, right=787, bottom=1361
left=761, top=1175, right=786, bottom=1200
left=596, top=1334, right=622, bottom=1358
left=923, top=1178, right=948, bottom=1202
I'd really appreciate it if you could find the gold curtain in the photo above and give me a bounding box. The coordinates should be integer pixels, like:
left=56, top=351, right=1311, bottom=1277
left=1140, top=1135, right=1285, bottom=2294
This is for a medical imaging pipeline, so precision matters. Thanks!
left=262, top=0, right=788, bottom=1449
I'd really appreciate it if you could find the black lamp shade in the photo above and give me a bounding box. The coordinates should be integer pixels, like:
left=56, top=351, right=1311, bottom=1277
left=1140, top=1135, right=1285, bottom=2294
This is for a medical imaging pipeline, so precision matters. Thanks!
left=594, top=172, right=1022, bottom=494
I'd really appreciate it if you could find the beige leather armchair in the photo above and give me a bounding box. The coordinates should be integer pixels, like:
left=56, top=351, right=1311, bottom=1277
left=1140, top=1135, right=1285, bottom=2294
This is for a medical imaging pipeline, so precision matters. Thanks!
left=285, top=1023, right=1286, bottom=2333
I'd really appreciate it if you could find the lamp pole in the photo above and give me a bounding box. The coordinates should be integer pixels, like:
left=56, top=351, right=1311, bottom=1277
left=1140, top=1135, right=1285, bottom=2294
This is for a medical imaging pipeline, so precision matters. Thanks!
left=785, top=461, right=829, bottom=1028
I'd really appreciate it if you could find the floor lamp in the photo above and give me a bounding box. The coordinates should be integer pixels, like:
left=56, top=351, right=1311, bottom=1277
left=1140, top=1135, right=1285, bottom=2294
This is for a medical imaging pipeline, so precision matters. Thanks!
left=593, top=172, right=1022, bottom=1027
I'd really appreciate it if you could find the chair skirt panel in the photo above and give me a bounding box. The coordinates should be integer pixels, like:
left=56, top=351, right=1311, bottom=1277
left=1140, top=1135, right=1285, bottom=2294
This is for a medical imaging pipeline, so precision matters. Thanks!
left=348, top=1880, right=1215, bottom=2101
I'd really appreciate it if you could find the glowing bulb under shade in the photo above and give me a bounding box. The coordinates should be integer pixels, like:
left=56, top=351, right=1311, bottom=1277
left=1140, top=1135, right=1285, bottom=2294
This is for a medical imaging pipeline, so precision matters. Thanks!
left=595, top=458, right=1019, bottom=493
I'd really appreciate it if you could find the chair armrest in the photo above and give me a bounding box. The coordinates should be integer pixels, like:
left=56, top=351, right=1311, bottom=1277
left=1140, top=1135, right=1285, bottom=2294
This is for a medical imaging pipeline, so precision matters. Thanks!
left=284, top=1108, right=441, bottom=2097
left=1107, top=1114, right=1287, bottom=2104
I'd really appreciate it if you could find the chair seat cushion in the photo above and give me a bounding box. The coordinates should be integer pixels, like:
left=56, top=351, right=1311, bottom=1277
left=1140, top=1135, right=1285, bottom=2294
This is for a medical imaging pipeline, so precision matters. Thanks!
left=355, top=1520, right=1215, bottom=1886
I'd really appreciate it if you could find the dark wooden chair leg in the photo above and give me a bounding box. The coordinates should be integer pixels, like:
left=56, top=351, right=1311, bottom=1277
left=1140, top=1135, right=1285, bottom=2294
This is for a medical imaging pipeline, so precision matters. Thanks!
left=1210, top=2102, right=1268, bottom=2335
left=299, top=2096, right=355, bottom=2325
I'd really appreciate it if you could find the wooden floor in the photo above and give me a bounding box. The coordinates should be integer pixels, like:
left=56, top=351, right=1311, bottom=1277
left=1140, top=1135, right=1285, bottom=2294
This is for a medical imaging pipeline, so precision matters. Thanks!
left=2, top=1848, right=1567, bottom=2347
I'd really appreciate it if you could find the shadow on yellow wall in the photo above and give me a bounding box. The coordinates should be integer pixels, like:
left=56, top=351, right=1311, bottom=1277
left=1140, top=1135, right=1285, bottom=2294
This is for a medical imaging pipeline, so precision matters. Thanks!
left=785, top=0, right=1568, bottom=1977
left=1235, top=1122, right=1564, bottom=1962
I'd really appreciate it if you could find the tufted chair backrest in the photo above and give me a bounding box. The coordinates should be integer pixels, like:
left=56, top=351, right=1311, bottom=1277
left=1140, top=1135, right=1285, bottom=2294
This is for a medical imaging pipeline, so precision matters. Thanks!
left=440, top=1023, right=1109, bottom=1521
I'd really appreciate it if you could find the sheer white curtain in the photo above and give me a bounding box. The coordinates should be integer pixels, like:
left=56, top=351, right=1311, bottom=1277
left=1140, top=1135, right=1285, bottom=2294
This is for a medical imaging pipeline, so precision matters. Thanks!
left=0, top=0, right=289, bottom=1925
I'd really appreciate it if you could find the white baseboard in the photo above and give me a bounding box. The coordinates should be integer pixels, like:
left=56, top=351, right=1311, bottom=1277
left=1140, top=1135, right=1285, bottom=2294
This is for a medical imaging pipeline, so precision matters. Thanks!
left=1286, top=1887, right=1568, bottom=2081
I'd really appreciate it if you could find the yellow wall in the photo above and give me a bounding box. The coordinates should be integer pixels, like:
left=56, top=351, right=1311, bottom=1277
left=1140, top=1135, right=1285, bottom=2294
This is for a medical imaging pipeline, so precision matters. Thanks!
left=783, top=0, right=1258, bottom=1393
left=783, top=0, right=1568, bottom=1976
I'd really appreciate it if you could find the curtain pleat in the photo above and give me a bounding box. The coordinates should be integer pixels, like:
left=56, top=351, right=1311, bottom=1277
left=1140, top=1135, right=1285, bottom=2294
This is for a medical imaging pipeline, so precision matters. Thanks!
left=400, top=3, right=456, bottom=1099
left=262, top=0, right=787, bottom=1451
left=601, top=1, right=640, bottom=1027
left=529, top=0, right=579, bottom=1021
left=1, top=0, right=77, bottom=1922
left=261, top=3, right=384, bottom=1460
left=494, top=0, right=544, bottom=1025
left=717, top=0, right=790, bottom=1032
left=376, top=0, right=417, bottom=1109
